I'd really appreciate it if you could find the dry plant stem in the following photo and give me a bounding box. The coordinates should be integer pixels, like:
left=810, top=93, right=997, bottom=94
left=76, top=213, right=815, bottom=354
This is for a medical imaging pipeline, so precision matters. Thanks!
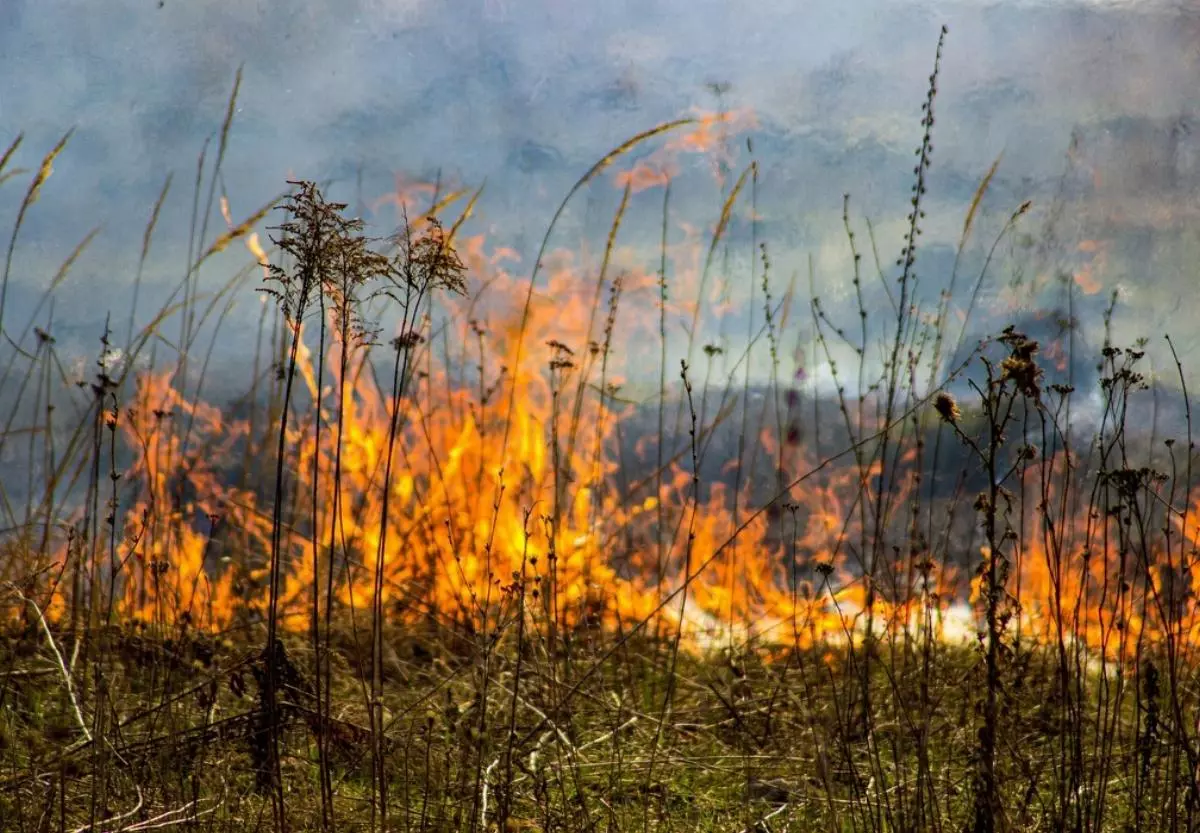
left=655, top=182, right=672, bottom=639
left=731, top=157, right=760, bottom=643
left=564, top=181, right=630, bottom=503
left=7, top=584, right=91, bottom=742
left=374, top=310, right=419, bottom=832
left=266, top=315, right=301, bottom=829
left=72, top=786, right=224, bottom=833
left=497, top=509, right=534, bottom=833
left=318, top=271, right=366, bottom=830
left=0, top=131, right=71, bottom=341
left=173, top=70, right=241, bottom=457
left=583, top=201, right=631, bottom=633
left=851, top=35, right=948, bottom=818
left=125, top=175, right=173, bottom=351
left=69, top=784, right=143, bottom=833
left=309, top=287, right=331, bottom=831
left=173, top=136, right=210, bottom=465
left=371, top=212, right=465, bottom=832
left=260, top=180, right=352, bottom=832
left=672, top=164, right=750, bottom=457
left=642, top=359, right=701, bottom=827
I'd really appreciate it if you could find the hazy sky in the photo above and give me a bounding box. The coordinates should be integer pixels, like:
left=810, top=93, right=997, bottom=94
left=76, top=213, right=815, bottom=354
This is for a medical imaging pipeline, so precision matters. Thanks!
left=3, top=0, right=1200, bottom=394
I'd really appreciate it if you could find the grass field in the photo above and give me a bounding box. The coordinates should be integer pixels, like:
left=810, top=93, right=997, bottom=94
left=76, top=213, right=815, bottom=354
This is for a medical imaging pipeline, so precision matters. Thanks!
left=5, top=31, right=1200, bottom=833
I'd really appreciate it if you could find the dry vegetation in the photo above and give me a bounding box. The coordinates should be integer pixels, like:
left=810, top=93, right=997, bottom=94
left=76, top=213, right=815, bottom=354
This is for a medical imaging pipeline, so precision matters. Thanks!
left=4, top=29, right=1200, bottom=833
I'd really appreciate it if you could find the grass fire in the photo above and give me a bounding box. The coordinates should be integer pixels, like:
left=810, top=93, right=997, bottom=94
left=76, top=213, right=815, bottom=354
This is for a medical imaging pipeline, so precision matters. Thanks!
left=3, top=25, right=1200, bottom=833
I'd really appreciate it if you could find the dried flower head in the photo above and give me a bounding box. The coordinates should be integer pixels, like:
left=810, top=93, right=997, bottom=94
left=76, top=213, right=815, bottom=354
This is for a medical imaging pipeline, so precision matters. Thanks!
left=998, top=325, right=1043, bottom=399
left=934, top=391, right=960, bottom=424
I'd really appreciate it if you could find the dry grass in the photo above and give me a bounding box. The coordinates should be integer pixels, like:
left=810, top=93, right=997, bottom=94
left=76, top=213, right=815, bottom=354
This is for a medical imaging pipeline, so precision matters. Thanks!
left=3, top=29, right=1200, bottom=833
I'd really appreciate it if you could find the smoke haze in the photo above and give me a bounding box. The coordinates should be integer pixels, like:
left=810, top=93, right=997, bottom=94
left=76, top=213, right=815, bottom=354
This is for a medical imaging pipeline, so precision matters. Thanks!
left=2, top=0, right=1199, bottom=394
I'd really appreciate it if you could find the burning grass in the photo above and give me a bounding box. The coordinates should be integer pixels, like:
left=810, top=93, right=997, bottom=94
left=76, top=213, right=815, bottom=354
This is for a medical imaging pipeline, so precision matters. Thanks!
left=4, top=27, right=1200, bottom=833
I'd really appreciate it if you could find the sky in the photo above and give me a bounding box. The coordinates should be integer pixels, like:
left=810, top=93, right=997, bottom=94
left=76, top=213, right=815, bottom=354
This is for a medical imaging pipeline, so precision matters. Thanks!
left=2, top=0, right=1200, bottom=399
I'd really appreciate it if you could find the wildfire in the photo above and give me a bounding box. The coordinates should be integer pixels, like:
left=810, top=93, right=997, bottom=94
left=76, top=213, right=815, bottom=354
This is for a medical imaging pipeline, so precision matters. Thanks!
left=8, top=172, right=1198, bottom=671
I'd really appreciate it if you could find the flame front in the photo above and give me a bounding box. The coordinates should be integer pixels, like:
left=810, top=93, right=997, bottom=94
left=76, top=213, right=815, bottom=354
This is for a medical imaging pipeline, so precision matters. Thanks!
left=11, top=178, right=1200, bottom=670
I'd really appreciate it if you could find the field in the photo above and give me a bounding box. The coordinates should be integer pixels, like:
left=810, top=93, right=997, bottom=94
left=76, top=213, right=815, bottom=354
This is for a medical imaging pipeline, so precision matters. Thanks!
left=5, top=32, right=1200, bottom=833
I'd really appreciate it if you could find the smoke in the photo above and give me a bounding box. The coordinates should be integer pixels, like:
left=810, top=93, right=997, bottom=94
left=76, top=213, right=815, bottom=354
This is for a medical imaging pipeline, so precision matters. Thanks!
left=2, top=0, right=1199, bottom=392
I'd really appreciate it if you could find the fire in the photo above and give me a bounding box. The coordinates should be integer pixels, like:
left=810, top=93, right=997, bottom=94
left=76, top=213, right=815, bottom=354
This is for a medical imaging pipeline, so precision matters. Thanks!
left=665, top=107, right=758, bottom=156
left=24, top=213, right=925, bottom=651
left=613, top=161, right=675, bottom=194
left=6, top=172, right=1197, bottom=671
left=1073, top=238, right=1107, bottom=295
left=22, top=255, right=1200, bottom=667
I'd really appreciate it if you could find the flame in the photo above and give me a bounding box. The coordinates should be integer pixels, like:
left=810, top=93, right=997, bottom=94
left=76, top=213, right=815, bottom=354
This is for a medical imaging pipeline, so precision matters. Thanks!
left=29, top=300, right=1198, bottom=665
left=26, top=221, right=919, bottom=649
left=371, top=172, right=441, bottom=224
left=11, top=182, right=1198, bottom=670
left=666, top=107, right=758, bottom=156
left=613, top=161, right=674, bottom=194
left=1072, top=239, right=1107, bottom=295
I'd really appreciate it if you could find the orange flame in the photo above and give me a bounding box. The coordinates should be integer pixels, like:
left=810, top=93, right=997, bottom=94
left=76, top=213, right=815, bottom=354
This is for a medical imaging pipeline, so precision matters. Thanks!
left=13, top=183, right=1195, bottom=670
